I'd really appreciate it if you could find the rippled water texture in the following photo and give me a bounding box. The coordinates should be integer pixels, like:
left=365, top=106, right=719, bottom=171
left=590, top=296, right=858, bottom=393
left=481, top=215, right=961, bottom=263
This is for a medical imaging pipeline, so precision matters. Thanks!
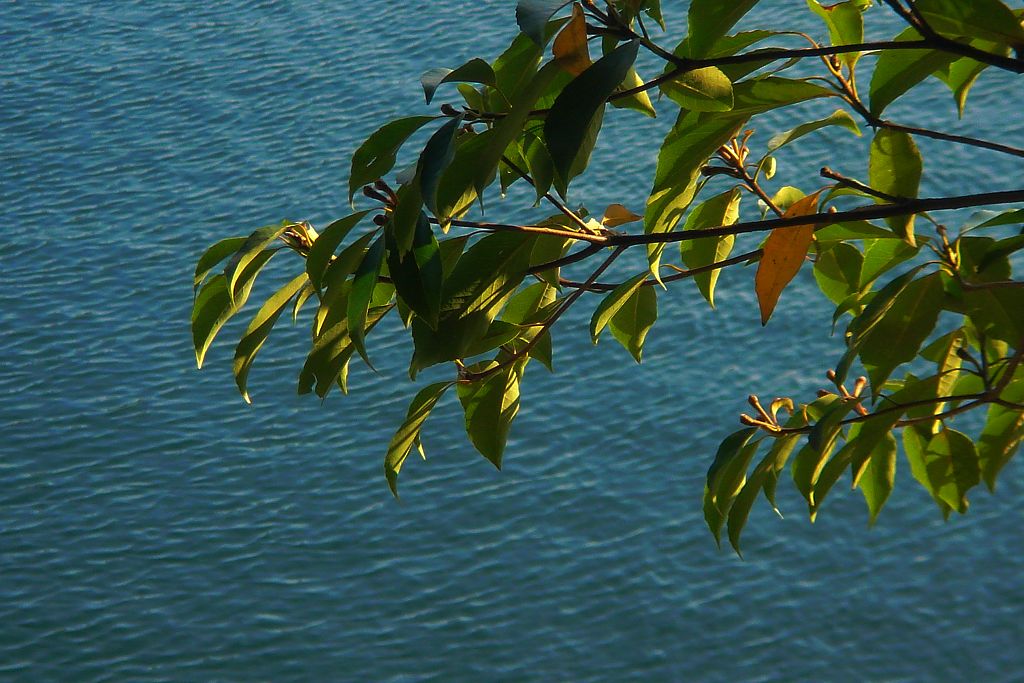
left=2, top=1, right=1023, bottom=680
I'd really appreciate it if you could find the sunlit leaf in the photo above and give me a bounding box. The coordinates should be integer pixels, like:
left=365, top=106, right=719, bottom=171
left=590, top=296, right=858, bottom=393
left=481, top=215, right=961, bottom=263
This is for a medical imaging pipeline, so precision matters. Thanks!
left=679, top=188, right=741, bottom=308
left=608, top=284, right=657, bottom=362
left=590, top=273, right=647, bottom=342
left=766, top=109, right=861, bottom=152
left=457, top=360, right=526, bottom=467
left=194, top=236, right=245, bottom=291
left=869, top=27, right=956, bottom=117
left=233, top=273, right=309, bottom=403
left=755, top=191, right=823, bottom=325
left=225, top=222, right=291, bottom=302
left=661, top=66, right=734, bottom=112
left=385, top=382, right=454, bottom=496
left=869, top=129, right=922, bottom=245
left=807, top=0, right=867, bottom=68
left=687, top=0, right=762, bottom=58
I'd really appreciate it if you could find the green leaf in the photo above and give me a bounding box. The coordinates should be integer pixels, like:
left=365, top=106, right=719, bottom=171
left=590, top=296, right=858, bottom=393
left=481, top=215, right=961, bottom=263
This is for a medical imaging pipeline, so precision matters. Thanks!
left=726, top=455, right=773, bottom=555
left=418, top=115, right=465, bottom=218
left=347, top=234, right=386, bottom=369
left=766, top=109, right=861, bottom=152
left=859, top=273, right=944, bottom=394
left=934, top=41, right=1007, bottom=118
left=814, top=242, right=863, bottom=305
left=869, top=27, right=956, bottom=117
left=481, top=62, right=563, bottom=198
left=814, top=221, right=892, bottom=244
left=913, top=0, right=1024, bottom=47
left=192, top=250, right=276, bottom=369
left=857, top=432, right=897, bottom=525
left=611, top=67, right=658, bottom=117
left=644, top=110, right=747, bottom=274
left=306, top=211, right=371, bottom=291
left=609, top=284, right=658, bottom=362
left=233, top=273, right=309, bottom=403
left=348, top=116, right=436, bottom=204
left=963, top=288, right=1024, bottom=346
left=457, top=360, right=526, bottom=468
left=387, top=212, right=443, bottom=329
left=679, top=188, right=741, bottom=308
left=868, top=129, right=922, bottom=245
left=977, top=376, right=1024, bottom=491
left=807, top=0, right=867, bottom=68
left=195, top=236, right=245, bottom=290
left=859, top=237, right=919, bottom=288
left=729, top=77, right=835, bottom=115
left=905, top=427, right=980, bottom=514
left=516, top=0, right=572, bottom=46
left=660, top=66, right=734, bottom=112
left=590, top=273, right=648, bottom=342
left=434, top=131, right=496, bottom=227
left=299, top=305, right=391, bottom=398
left=410, top=233, right=538, bottom=375
left=421, top=59, right=496, bottom=104
left=687, top=0, right=762, bottom=59
left=224, top=222, right=290, bottom=302
left=384, top=382, right=454, bottom=496
left=704, top=427, right=757, bottom=543
left=544, top=40, right=639, bottom=187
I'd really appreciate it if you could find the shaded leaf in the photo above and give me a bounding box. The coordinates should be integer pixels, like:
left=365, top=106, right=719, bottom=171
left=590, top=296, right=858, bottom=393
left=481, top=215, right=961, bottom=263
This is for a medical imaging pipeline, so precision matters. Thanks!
left=517, top=0, right=572, bottom=46
left=609, top=284, right=657, bottom=362
left=387, top=212, right=444, bottom=329
left=590, top=273, right=647, bottom=342
left=348, top=116, right=436, bottom=203
left=553, top=3, right=591, bottom=76
left=421, top=59, right=495, bottom=104
left=544, top=40, right=639, bottom=186
left=225, top=223, right=291, bottom=302
left=457, top=360, right=526, bottom=468
left=347, top=234, right=386, bottom=369
left=687, top=0, right=762, bottom=58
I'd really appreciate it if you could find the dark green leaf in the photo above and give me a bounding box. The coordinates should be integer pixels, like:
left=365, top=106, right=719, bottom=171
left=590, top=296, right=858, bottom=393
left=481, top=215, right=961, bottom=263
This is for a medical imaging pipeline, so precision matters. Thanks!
left=905, top=427, right=980, bottom=513
left=687, top=0, right=762, bottom=58
left=347, top=234, right=386, bottom=369
left=387, top=212, right=444, bottom=329
left=859, top=273, right=944, bottom=394
left=421, top=59, right=496, bottom=104
left=857, top=432, right=897, bottom=525
left=544, top=40, right=639, bottom=186
left=914, top=0, right=1024, bottom=47
left=963, top=287, right=1024, bottom=346
left=348, top=116, right=436, bottom=203
left=418, top=115, right=465, bottom=218
left=977, top=375, right=1024, bottom=490
left=516, top=0, right=572, bottom=46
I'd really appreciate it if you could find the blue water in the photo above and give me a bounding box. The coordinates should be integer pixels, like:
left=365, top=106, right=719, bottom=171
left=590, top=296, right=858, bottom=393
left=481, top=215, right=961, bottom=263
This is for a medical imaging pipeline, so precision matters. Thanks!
left=3, top=1, right=1023, bottom=680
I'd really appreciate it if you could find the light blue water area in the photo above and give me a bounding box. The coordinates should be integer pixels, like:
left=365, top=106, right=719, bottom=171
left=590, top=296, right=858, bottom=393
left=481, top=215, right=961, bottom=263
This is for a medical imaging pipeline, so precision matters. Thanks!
left=2, top=1, right=1023, bottom=680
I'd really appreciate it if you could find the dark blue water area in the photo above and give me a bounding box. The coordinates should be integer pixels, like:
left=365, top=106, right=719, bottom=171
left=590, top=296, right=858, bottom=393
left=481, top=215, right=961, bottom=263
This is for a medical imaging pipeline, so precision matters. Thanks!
left=2, top=1, right=1023, bottom=680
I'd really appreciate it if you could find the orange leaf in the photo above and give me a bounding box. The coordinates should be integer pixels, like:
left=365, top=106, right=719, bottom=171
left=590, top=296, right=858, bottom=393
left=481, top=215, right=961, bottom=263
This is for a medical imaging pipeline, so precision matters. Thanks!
left=602, top=203, right=642, bottom=228
left=553, top=4, right=591, bottom=76
left=754, top=190, right=824, bottom=325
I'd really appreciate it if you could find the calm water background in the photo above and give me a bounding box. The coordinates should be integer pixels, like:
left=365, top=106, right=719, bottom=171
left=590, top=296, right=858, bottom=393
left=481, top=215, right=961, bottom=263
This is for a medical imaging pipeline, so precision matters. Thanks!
left=2, top=1, right=1023, bottom=680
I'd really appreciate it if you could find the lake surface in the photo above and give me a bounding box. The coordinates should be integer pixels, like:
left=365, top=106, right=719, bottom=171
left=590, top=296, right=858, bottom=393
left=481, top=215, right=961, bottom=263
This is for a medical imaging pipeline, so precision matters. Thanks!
left=2, top=1, right=1023, bottom=680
